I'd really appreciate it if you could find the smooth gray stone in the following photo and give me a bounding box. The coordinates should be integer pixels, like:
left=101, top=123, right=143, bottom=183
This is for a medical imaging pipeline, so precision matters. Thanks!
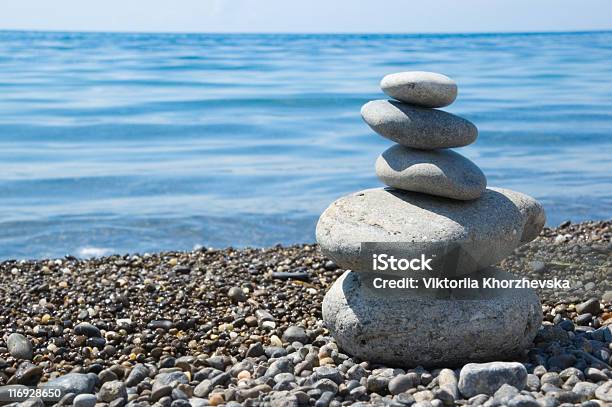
left=571, top=382, right=599, bottom=401
left=437, top=369, right=459, bottom=400
left=316, top=187, right=545, bottom=276
left=152, top=372, right=189, bottom=393
left=73, top=394, right=97, bottom=407
left=506, top=395, right=538, bottom=407
left=187, top=398, right=209, bottom=407
left=380, top=71, right=457, bottom=108
left=39, top=373, right=96, bottom=395
left=124, top=364, right=149, bottom=387
left=376, top=145, right=486, bottom=200
left=18, top=398, right=43, bottom=407
left=595, top=381, right=612, bottom=402
left=282, top=326, right=309, bottom=344
left=492, top=383, right=520, bottom=404
left=7, top=333, right=33, bottom=360
left=361, top=100, right=477, bottom=149
left=458, top=362, right=527, bottom=397
left=0, top=385, right=28, bottom=406
left=322, top=269, right=542, bottom=367
left=388, top=374, right=418, bottom=395
left=98, top=380, right=128, bottom=403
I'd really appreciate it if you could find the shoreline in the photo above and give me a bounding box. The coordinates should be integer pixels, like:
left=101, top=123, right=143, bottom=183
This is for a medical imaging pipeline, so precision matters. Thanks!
left=2, top=220, right=609, bottom=302
left=0, top=220, right=610, bottom=405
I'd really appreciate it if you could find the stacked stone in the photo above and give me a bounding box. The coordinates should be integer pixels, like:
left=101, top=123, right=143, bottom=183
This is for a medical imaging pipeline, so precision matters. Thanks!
left=316, top=71, right=547, bottom=367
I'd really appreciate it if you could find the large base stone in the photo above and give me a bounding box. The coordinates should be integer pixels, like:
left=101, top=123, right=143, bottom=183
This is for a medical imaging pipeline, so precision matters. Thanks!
left=322, top=269, right=542, bottom=367
left=316, top=187, right=545, bottom=276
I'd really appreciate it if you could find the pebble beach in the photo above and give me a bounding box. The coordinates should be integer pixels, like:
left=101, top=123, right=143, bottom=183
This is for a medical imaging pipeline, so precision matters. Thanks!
left=0, top=221, right=610, bottom=406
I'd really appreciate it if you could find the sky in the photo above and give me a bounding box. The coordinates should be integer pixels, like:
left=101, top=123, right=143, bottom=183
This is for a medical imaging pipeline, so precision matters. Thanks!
left=1, top=0, right=611, bottom=34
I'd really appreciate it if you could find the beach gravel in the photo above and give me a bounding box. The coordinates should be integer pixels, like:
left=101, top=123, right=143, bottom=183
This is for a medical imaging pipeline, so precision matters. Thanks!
left=0, top=221, right=609, bottom=406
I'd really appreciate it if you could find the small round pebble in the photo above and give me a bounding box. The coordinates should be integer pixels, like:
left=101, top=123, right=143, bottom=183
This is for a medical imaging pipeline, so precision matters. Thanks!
left=282, top=325, right=309, bottom=344
left=208, top=394, right=224, bottom=406
left=388, top=374, right=417, bottom=395
left=227, top=286, right=247, bottom=303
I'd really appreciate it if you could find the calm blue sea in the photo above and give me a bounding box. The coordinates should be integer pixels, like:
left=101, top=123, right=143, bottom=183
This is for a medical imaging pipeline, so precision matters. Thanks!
left=0, top=31, right=610, bottom=259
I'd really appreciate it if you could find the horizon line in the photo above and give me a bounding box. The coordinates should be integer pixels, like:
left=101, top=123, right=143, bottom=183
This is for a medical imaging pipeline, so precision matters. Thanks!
left=1, top=28, right=611, bottom=36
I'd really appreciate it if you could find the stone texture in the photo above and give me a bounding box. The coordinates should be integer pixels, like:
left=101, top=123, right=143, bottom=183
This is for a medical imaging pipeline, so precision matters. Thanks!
left=9, top=361, right=42, bottom=386
left=73, top=394, right=97, bottom=407
left=282, top=326, right=309, bottom=344
left=595, top=381, right=612, bottom=402
left=152, top=371, right=189, bottom=393
left=40, top=373, right=96, bottom=395
left=19, top=398, right=44, bottom=407
left=492, top=383, right=520, bottom=404
left=321, top=270, right=541, bottom=367
left=458, top=362, right=527, bottom=397
left=437, top=369, right=459, bottom=400
left=0, top=385, right=29, bottom=405
left=316, top=187, right=545, bottom=275
left=125, top=364, right=149, bottom=387
left=572, top=381, right=599, bottom=401
left=576, top=298, right=601, bottom=315
left=380, top=71, right=457, bottom=108
left=361, top=100, right=477, bottom=149
left=6, top=333, right=33, bottom=360
left=98, top=380, right=127, bottom=403
left=376, top=144, right=486, bottom=200
left=388, top=374, right=418, bottom=395
left=73, top=322, right=101, bottom=338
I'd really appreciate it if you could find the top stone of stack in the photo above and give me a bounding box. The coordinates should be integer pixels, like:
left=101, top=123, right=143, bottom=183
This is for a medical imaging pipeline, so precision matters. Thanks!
left=362, top=71, right=477, bottom=150
left=380, top=71, right=457, bottom=108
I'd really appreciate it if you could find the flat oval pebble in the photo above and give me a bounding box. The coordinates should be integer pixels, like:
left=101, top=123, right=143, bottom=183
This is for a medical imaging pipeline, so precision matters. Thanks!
left=381, top=71, right=457, bottom=108
left=7, top=333, right=33, bottom=360
left=322, top=269, right=541, bottom=367
left=316, top=187, right=545, bottom=275
left=376, top=144, right=486, bottom=200
left=361, top=100, right=477, bottom=149
left=40, top=373, right=97, bottom=395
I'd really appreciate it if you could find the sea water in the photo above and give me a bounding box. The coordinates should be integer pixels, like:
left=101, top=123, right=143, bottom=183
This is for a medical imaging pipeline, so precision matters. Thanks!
left=0, top=31, right=610, bottom=259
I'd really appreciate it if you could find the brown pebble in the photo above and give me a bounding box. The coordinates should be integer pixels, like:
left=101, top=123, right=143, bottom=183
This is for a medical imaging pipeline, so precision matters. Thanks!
left=209, top=393, right=224, bottom=405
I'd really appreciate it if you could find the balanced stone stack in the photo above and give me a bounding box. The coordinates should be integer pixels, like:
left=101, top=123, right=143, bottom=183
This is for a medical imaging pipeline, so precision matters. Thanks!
left=316, top=72, right=547, bottom=367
